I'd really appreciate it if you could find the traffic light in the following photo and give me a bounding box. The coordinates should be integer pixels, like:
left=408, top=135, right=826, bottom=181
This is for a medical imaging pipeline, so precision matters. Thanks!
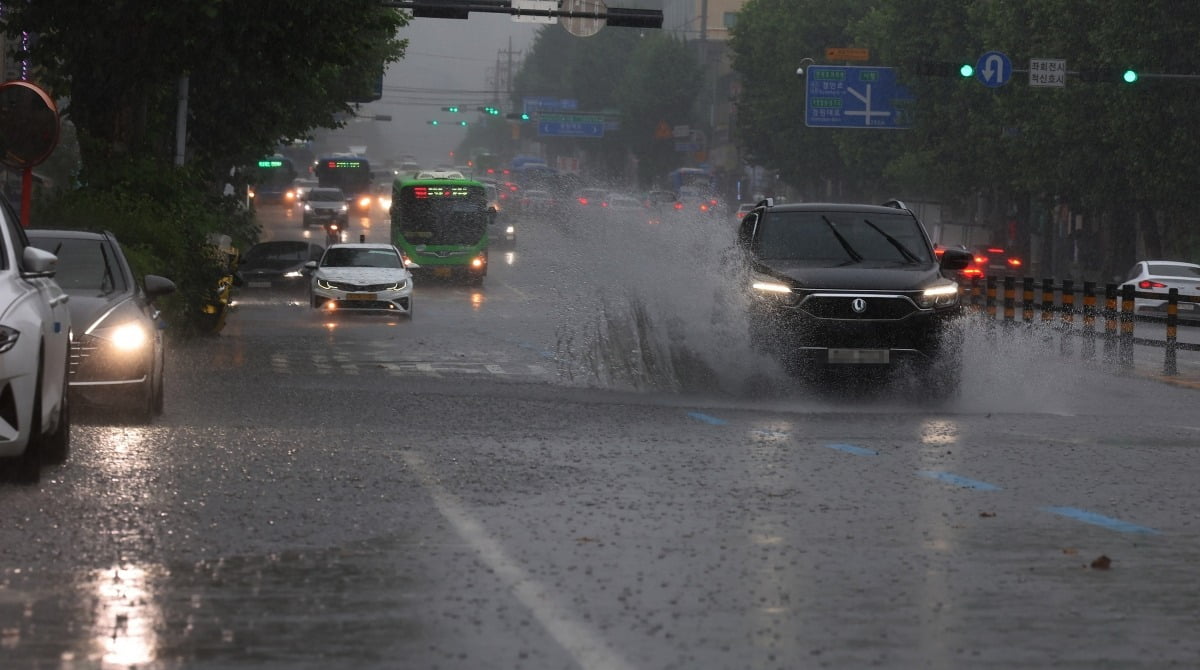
left=505, top=112, right=531, bottom=121
left=428, top=119, right=440, bottom=126
left=1122, top=68, right=1139, bottom=83
left=442, top=106, right=460, bottom=113
left=479, top=106, right=500, bottom=116
left=458, top=120, right=468, bottom=127
left=913, top=61, right=975, bottom=78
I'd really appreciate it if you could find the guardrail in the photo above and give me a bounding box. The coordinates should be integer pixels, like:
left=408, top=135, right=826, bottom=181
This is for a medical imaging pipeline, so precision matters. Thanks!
left=963, top=276, right=1200, bottom=377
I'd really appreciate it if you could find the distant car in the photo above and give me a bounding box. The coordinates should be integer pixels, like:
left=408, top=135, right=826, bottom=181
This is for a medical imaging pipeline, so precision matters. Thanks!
left=0, top=213, right=72, bottom=482
left=1121, top=260, right=1200, bottom=316
left=302, top=187, right=349, bottom=229
left=604, top=194, right=648, bottom=223
left=28, top=229, right=176, bottom=425
left=286, top=177, right=319, bottom=206
left=934, top=244, right=984, bottom=285
left=237, top=240, right=325, bottom=295
left=968, top=245, right=1023, bottom=279
left=645, top=190, right=682, bottom=225
left=519, top=189, right=558, bottom=219
left=480, top=181, right=516, bottom=245
left=306, top=243, right=414, bottom=318
left=573, top=188, right=610, bottom=213
left=734, top=203, right=756, bottom=224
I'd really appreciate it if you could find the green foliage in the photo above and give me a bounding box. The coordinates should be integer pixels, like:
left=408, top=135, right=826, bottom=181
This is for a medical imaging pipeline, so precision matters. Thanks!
left=731, top=0, right=1200, bottom=275
left=510, top=26, right=702, bottom=185
left=31, top=158, right=258, bottom=337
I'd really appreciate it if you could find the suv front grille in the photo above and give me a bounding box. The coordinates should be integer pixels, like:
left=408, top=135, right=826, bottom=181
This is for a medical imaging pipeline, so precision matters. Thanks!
left=799, top=294, right=918, bottom=320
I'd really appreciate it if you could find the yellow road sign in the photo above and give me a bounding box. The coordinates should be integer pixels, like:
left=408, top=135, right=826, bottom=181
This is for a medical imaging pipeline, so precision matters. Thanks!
left=825, top=47, right=870, bottom=62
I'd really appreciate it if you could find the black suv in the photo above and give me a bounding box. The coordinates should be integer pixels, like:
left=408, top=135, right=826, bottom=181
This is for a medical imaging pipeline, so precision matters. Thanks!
left=737, top=200, right=973, bottom=392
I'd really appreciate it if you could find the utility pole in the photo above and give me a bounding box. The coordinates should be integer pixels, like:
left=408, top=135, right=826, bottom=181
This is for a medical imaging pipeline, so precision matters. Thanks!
left=498, top=38, right=521, bottom=101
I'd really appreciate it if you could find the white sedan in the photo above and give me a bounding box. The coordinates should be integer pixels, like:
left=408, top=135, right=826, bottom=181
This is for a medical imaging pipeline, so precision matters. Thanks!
left=0, top=210, right=72, bottom=483
left=1121, top=260, right=1200, bottom=315
left=306, top=243, right=414, bottom=318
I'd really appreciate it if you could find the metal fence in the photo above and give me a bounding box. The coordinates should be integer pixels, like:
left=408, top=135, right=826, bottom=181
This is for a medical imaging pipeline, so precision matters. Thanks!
left=964, top=276, right=1200, bottom=376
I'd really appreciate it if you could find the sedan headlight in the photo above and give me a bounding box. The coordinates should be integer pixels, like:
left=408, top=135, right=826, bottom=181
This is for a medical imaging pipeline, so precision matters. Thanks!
left=283, top=270, right=304, bottom=279
left=0, top=325, right=19, bottom=354
left=339, top=203, right=349, bottom=212
left=918, top=283, right=960, bottom=309
left=103, top=323, right=149, bottom=351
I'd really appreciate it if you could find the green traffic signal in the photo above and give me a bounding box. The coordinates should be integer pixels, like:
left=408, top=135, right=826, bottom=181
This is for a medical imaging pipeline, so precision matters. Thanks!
left=442, top=106, right=460, bottom=113
left=959, top=63, right=975, bottom=77
left=1122, top=69, right=1138, bottom=83
left=459, top=120, right=468, bottom=127
left=428, top=119, right=439, bottom=126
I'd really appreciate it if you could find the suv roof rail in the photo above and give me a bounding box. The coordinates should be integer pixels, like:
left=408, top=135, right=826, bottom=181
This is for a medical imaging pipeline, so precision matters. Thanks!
left=881, top=199, right=908, bottom=210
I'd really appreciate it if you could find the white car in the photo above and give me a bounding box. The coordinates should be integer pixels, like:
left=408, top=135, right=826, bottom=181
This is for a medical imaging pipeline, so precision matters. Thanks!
left=306, top=243, right=414, bottom=318
left=1121, top=260, right=1200, bottom=316
left=0, top=206, right=71, bottom=483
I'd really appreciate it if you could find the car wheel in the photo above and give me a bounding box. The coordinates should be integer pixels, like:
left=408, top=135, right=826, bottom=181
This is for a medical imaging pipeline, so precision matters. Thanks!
left=42, top=347, right=71, bottom=465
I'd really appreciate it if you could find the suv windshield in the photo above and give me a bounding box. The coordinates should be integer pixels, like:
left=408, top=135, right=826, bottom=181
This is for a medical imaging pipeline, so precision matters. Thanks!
left=756, top=210, right=933, bottom=264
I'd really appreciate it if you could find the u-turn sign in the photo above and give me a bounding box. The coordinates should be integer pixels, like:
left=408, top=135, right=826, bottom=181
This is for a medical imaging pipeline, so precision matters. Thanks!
left=976, top=51, right=1012, bottom=88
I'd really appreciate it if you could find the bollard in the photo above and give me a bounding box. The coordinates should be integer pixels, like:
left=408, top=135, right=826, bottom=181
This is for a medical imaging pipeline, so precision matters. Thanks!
left=1119, top=284, right=1135, bottom=370
left=1060, top=279, right=1075, bottom=358
left=1041, top=277, right=1056, bottom=347
left=1103, top=283, right=1118, bottom=364
left=1003, top=276, right=1016, bottom=325
left=1082, top=281, right=1097, bottom=362
left=969, top=277, right=982, bottom=315
left=1165, top=288, right=1178, bottom=376
left=1022, top=277, right=1035, bottom=325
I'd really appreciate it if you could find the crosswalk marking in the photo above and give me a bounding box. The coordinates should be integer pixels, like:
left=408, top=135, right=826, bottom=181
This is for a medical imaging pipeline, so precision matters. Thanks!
left=247, top=347, right=553, bottom=380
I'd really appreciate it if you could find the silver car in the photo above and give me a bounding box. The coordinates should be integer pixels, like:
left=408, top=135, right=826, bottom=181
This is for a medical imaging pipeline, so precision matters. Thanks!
left=306, top=243, right=414, bottom=318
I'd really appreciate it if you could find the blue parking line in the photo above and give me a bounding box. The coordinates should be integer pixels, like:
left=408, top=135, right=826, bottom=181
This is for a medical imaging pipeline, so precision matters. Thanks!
left=824, top=443, right=878, bottom=456
left=1044, top=506, right=1161, bottom=535
left=916, top=470, right=1000, bottom=491
left=687, top=412, right=727, bottom=426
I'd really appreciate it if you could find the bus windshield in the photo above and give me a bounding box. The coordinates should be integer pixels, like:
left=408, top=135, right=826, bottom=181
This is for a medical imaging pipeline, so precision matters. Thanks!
left=394, top=181, right=489, bottom=246
left=314, top=156, right=372, bottom=198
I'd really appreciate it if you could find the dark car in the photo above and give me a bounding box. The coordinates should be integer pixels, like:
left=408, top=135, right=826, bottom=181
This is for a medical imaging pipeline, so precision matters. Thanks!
left=237, top=240, right=325, bottom=295
left=737, top=200, right=972, bottom=394
left=27, top=229, right=176, bottom=422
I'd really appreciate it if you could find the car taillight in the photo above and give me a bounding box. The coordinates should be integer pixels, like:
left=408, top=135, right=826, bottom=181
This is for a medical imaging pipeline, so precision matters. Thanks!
left=1139, top=280, right=1167, bottom=289
left=986, top=247, right=1005, bottom=254
left=963, top=267, right=984, bottom=278
left=673, top=202, right=683, bottom=210
left=699, top=203, right=710, bottom=212
left=578, top=197, right=589, bottom=206
left=973, top=255, right=988, bottom=264
left=1007, top=258, right=1022, bottom=267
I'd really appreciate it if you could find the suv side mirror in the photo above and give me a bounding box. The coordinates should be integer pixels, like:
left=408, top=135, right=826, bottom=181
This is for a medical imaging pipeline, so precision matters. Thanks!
left=939, top=247, right=972, bottom=272
left=737, top=212, right=758, bottom=248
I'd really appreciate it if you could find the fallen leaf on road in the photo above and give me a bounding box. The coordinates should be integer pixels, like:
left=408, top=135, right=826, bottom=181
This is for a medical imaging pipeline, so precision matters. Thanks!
left=1090, top=555, right=1112, bottom=570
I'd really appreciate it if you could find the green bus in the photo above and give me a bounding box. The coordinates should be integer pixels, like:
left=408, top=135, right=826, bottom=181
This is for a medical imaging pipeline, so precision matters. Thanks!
left=391, top=177, right=491, bottom=284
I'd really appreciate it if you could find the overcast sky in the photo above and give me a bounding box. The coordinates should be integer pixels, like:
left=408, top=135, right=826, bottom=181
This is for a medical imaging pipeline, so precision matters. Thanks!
left=350, top=14, right=543, bottom=167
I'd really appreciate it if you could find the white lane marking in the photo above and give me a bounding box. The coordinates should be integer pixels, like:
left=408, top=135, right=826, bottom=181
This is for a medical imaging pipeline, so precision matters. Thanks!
left=415, top=362, right=442, bottom=378
left=485, top=364, right=506, bottom=374
left=402, top=451, right=636, bottom=670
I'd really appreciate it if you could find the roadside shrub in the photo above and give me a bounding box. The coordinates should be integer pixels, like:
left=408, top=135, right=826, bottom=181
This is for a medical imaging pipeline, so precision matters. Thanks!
left=30, top=158, right=259, bottom=337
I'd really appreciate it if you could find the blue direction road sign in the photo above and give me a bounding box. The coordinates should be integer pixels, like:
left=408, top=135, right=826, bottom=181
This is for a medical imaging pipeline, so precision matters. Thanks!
left=975, top=50, right=1012, bottom=88
left=537, top=114, right=604, bottom=138
left=523, top=96, right=579, bottom=113
left=805, top=66, right=912, bottom=129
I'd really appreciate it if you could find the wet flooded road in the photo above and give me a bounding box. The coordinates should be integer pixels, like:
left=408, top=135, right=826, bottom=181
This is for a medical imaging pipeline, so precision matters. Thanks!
left=3, top=212, right=1200, bottom=669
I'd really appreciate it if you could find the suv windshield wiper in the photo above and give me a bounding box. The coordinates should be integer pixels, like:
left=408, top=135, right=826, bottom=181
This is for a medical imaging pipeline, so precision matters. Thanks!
left=820, top=216, right=863, bottom=262
left=862, top=218, right=922, bottom=264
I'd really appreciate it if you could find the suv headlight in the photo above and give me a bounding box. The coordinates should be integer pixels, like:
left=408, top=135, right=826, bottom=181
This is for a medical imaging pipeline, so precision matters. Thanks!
left=918, top=283, right=960, bottom=309
left=751, top=276, right=800, bottom=306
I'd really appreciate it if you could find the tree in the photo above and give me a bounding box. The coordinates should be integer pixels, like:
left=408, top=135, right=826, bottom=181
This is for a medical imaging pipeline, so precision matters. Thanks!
left=3, top=0, right=407, bottom=184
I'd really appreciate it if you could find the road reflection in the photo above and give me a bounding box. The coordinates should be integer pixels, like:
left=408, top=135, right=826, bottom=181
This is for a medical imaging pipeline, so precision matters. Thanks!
left=91, top=564, right=162, bottom=667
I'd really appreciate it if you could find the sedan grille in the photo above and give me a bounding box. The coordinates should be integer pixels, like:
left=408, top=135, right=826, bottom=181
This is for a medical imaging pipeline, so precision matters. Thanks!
left=326, top=280, right=401, bottom=292
left=799, top=294, right=918, bottom=320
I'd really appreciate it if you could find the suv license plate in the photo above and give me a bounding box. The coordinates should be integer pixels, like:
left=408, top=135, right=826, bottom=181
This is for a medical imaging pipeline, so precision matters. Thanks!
left=346, top=293, right=375, bottom=301
left=828, top=348, right=889, bottom=364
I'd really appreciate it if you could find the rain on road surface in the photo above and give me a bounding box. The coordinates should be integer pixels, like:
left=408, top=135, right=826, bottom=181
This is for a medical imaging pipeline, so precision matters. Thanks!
left=2, top=206, right=1199, bottom=669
